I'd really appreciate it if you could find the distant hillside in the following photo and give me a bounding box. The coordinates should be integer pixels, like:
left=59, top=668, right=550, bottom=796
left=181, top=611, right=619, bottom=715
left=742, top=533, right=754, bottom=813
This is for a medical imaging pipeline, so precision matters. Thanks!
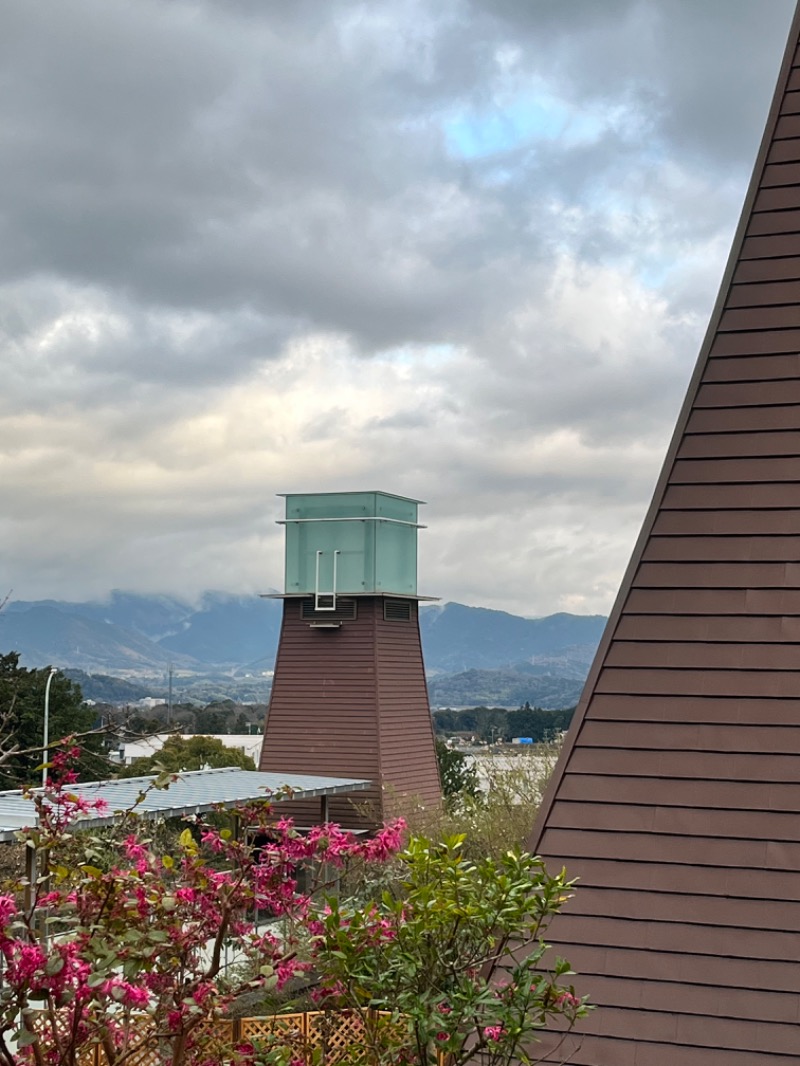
left=0, top=605, right=187, bottom=674
left=157, top=592, right=281, bottom=664
left=62, top=671, right=153, bottom=704
left=16, top=592, right=196, bottom=641
left=0, top=592, right=605, bottom=705
left=427, top=668, right=585, bottom=710
left=2, top=592, right=282, bottom=676
left=419, top=603, right=606, bottom=672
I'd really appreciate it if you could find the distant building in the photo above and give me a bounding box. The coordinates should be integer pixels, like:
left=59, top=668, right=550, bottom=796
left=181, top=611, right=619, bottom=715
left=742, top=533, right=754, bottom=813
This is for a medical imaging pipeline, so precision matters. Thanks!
left=115, top=734, right=263, bottom=766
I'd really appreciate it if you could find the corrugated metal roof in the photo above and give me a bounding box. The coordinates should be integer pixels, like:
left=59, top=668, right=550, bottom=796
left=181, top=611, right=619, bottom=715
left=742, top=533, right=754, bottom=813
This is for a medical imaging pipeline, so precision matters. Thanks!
left=0, top=767, right=372, bottom=841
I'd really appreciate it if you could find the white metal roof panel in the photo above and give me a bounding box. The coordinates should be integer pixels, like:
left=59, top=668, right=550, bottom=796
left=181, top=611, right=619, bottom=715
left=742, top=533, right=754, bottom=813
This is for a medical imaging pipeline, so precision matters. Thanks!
left=0, top=767, right=372, bottom=841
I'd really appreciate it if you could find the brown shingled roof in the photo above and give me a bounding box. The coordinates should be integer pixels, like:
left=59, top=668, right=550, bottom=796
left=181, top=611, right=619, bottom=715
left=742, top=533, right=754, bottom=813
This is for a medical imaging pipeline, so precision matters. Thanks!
left=525, top=4, right=800, bottom=1063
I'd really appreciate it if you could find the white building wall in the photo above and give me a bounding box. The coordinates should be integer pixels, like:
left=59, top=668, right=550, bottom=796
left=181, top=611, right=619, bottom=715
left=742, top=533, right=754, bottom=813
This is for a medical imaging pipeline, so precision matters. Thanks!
left=119, top=734, right=263, bottom=766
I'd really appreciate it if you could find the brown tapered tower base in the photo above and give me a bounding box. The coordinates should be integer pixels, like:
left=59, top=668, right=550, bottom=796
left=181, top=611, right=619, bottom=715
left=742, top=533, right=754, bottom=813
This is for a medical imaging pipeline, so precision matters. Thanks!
left=259, top=595, right=441, bottom=829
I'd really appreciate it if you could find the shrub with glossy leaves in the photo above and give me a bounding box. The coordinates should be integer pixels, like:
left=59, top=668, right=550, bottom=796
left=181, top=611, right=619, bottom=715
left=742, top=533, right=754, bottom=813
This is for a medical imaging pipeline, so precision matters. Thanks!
left=311, top=835, right=591, bottom=1066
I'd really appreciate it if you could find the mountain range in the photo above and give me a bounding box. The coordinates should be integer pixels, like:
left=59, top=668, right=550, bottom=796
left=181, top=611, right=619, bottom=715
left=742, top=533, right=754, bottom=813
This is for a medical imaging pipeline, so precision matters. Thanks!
left=0, top=591, right=606, bottom=708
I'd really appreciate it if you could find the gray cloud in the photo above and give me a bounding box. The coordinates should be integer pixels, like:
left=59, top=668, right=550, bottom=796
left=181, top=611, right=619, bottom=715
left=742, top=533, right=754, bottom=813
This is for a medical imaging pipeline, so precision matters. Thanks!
left=0, top=0, right=795, bottom=615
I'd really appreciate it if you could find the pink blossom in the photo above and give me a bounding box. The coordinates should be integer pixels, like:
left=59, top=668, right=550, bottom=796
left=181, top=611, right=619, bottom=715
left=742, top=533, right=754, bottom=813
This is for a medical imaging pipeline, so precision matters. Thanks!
left=49, top=768, right=79, bottom=786
left=0, top=895, right=17, bottom=926
left=276, top=959, right=311, bottom=990
left=50, top=745, right=81, bottom=768
left=200, top=829, right=226, bottom=853
left=310, top=980, right=346, bottom=1004
left=364, top=819, right=406, bottom=861
left=2, top=941, right=48, bottom=983
left=110, top=982, right=150, bottom=1008
left=483, top=1026, right=506, bottom=1042
left=167, top=1008, right=185, bottom=1031
left=554, top=991, right=580, bottom=1009
left=193, top=982, right=215, bottom=1006
left=123, top=834, right=148, bottom=861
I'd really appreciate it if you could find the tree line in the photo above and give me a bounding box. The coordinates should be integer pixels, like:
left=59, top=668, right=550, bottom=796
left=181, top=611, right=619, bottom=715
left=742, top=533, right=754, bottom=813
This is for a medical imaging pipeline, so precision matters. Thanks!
left=0, top=653, right=266, bottom=788
left=0, top=652, right=102, bottom=786
left=433, top=701, right=575, bottom=743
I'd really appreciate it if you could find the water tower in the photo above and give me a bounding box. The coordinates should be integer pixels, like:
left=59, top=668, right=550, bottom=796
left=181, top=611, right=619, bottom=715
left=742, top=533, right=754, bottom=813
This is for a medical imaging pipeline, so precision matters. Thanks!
left=259, top=491, right=441, bottom=828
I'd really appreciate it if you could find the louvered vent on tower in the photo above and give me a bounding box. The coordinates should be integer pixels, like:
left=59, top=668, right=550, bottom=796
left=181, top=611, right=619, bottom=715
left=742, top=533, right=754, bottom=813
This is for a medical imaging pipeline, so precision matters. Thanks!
left=384, top=599, right=412, bottom=622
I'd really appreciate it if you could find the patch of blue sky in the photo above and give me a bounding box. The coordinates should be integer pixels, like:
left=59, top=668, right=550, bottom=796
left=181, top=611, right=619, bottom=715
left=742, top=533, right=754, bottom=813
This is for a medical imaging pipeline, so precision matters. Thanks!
left=379, top=342, right=459, bottom=366
left=444, top=91, right=607, bottom=160
left=636, top=257, right=676, bottom=290
left=479, top=165, right=516, bottom=188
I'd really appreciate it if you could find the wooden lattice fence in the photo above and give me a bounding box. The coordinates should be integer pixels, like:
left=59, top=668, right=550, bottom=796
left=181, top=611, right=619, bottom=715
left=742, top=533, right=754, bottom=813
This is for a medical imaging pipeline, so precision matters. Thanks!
left=242, top=1009, right=413, bottom=1065
left=37, top=1010, right=420, bottom=1066
left=33, top=1018, right=234, bottom=1066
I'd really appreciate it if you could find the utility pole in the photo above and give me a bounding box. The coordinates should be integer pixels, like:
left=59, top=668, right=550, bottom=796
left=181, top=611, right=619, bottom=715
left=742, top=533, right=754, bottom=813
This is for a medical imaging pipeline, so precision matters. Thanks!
left=168, top=663, right=173, bottom=725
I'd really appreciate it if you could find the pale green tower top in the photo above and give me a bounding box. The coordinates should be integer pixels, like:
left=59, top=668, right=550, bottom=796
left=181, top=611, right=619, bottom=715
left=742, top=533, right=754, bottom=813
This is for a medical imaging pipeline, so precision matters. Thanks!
left=279, top=491, right=425, bottom=601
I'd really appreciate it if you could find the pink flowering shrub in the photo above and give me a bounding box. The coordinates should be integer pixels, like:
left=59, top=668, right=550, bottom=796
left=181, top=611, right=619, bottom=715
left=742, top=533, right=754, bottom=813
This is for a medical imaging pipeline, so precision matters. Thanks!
left=311, top=836, right=591, bottom=1066
left=0, top=749, right=588, bottom=1066
left=0, top=747, right=405, bottom=1066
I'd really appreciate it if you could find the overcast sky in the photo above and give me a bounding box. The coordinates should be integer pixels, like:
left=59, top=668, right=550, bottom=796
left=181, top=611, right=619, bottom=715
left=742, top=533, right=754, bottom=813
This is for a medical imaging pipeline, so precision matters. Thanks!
left=0, top=0, right=795, bottom=618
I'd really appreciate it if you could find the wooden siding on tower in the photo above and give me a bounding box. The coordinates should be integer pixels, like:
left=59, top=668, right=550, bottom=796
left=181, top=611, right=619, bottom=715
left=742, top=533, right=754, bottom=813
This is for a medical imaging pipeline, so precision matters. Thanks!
left=522, top=6, right=800, bottom=1064
left=260, top=597, right=440, bottom=828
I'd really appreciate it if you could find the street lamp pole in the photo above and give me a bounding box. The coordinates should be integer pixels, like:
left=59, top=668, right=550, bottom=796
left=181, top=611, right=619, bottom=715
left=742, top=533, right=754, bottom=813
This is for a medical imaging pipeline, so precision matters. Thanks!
left=42, top=667, right=57, bottom=789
